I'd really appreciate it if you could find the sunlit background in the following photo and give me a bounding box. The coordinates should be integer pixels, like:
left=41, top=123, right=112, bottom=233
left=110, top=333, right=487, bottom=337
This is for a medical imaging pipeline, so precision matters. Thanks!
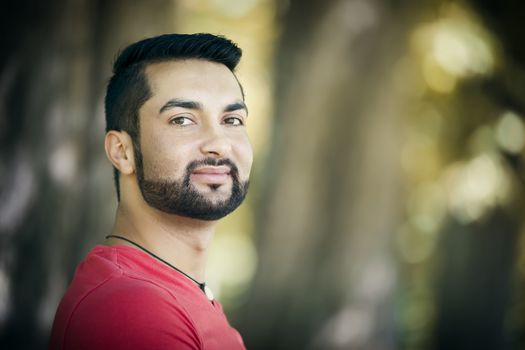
left=1, top=0, right=525, bottom=349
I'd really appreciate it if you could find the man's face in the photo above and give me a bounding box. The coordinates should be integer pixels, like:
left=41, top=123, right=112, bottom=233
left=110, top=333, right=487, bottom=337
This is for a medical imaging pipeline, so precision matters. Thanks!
left=135, top=59, right=252, bottom=220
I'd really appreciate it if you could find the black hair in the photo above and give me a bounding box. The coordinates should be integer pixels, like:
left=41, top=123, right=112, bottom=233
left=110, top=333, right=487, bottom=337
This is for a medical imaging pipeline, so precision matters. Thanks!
left=104, top=33, right=243, bottom=200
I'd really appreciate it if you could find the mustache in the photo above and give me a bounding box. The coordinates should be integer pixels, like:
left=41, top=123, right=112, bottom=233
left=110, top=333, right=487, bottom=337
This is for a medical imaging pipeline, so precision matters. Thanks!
left=184, top=158, right=240, bottom=181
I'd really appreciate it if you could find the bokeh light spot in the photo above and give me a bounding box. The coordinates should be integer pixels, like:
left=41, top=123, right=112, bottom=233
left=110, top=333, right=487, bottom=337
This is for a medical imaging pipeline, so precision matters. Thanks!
left=495, top=111, right=525, bottom=154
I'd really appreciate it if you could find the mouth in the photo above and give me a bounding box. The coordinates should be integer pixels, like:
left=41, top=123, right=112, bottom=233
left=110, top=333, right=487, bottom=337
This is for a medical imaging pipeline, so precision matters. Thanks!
left=191, top=166, right=231, bottom=183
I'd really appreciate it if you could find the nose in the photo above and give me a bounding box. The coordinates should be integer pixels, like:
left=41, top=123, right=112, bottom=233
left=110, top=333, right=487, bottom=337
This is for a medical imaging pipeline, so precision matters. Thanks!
left=199, top=125, right=232, bottom=158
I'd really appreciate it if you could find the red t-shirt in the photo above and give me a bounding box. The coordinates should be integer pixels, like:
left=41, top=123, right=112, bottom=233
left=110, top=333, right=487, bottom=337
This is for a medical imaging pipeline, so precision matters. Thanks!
left=49, top=245, right=246, bottom=350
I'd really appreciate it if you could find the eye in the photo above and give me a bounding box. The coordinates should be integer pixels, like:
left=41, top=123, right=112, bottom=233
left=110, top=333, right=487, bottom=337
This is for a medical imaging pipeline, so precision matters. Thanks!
left=223, top=115, right=244, bottom=126
left=169, top=116, right=195, bottom=126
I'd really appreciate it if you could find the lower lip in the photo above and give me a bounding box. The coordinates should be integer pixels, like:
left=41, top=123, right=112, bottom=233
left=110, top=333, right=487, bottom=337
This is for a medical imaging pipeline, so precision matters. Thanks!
left=191, top=173, right=231, bottom=183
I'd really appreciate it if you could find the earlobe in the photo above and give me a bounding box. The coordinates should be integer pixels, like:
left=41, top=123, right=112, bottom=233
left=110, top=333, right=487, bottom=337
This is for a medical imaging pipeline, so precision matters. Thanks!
left=104, top=131, right=135, bottom=175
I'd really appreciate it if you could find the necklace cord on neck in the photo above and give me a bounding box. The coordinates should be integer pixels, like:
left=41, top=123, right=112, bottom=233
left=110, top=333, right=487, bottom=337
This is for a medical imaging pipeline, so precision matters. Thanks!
left=105, top=234, right=207, bottom=293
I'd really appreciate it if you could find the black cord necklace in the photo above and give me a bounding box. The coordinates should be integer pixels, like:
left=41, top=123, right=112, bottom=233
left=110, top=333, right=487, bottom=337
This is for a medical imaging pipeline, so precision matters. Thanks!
left=105, top=234, right=214, bottom=301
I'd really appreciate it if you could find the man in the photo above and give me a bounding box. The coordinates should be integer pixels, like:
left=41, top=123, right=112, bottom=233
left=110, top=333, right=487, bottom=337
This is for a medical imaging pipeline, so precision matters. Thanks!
left=49, top=33, right=251, bottom=349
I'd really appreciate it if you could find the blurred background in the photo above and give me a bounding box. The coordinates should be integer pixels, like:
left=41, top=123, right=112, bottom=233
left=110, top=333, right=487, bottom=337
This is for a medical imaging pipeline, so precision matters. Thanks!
left=1, top=0, right=525, bottom=349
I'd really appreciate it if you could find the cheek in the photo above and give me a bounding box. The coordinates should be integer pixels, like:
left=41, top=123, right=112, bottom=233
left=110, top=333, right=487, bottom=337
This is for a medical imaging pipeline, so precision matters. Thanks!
left=236, top=138, right=253, bottom=178
left=140, top=134, right=189, bottom=176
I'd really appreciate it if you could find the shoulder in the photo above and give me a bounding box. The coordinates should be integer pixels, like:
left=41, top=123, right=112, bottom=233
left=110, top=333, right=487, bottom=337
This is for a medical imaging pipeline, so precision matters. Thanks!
left=62, top=274, right=202, bottom=350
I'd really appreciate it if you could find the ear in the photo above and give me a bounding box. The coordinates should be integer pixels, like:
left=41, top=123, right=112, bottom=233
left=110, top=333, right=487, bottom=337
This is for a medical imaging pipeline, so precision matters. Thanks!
left=104, top=130, right=136, bottom=175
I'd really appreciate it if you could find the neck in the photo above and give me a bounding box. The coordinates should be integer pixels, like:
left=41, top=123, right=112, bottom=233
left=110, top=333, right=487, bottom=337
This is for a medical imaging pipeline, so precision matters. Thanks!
left=107, top=201, right=216, bottom=283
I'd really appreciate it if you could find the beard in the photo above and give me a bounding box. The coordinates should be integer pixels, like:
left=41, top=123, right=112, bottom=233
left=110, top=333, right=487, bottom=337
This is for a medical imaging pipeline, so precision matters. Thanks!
left=135, top=149, right=249, bottom=221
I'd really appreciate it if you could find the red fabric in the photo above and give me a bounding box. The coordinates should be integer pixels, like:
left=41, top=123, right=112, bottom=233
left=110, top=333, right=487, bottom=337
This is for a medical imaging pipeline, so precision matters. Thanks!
left=49, top=245, right=246, bottom=350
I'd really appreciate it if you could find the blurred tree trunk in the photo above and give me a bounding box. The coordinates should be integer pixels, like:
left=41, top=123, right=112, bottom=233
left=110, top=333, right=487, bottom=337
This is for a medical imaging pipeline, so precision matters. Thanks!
left=433, top=210, right=522, bottom=350
left=0, top=1, right=175, bottom=349
left=238, top=0, right=426, bottom=349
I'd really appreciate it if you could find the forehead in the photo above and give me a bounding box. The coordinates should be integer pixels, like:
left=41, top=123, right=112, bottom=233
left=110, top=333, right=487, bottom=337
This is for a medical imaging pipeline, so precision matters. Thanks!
left=144, top=59, right=243, bottom=101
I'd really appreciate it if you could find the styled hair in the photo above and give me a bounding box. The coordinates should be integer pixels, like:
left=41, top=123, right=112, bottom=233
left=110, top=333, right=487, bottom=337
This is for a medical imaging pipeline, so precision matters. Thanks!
left=104, top=33, right=243, bottom=200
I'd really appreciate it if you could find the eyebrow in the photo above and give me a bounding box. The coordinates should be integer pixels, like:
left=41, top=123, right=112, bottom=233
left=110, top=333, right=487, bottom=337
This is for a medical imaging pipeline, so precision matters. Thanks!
left=159, top=98, right=248, bottom=115
left=224, top=101, right=248, bottom=115
left=159, top=99, right=203, bottom=114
